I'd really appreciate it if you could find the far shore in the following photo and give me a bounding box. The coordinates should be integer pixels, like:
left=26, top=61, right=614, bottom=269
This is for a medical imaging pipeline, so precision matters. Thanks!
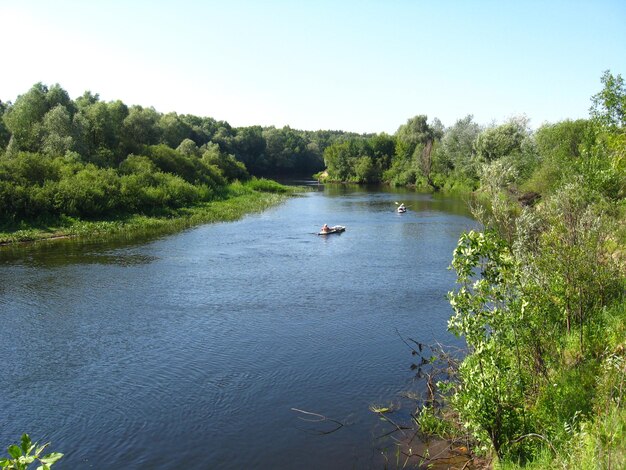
left=0, top=189, right=295, bottom=247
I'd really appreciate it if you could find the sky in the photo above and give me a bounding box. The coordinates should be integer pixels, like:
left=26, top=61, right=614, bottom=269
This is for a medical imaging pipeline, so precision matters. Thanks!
left=1, top=0, right=625, bottom=134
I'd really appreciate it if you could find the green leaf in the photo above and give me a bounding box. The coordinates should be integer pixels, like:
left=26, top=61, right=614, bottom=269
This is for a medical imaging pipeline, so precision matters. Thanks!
left=8, top=444, right=23, bottom=459
left=35, top=444, right=49, bottom=456
left=0, top=458, right=11, bottom=467
left=20, top=434, right=31, bottom=455
left=39, top=453, right=63, bottom=465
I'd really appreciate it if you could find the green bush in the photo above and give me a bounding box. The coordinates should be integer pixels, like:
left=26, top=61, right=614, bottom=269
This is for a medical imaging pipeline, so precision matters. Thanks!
left=243, top=177, right=288, bottom=193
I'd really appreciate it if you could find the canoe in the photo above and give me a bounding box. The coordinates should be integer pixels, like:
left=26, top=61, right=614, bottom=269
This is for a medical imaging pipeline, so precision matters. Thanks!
left=318, top=225, right=346, bottom=235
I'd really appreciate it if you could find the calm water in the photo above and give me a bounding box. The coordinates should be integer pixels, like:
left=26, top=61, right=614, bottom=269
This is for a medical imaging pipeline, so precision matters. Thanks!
left=0, top=185, right=475, bottom=469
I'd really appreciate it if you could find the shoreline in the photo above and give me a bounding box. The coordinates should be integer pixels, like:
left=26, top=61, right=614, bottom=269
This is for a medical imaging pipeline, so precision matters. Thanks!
left=0, top=189, right=295, bottom=247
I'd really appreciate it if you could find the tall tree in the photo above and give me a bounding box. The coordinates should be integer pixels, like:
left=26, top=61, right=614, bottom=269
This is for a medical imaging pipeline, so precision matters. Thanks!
left=121, top=105, right=161, bottom=155
left=158, top=112, right=192, bottom=148
left=474, top=117, right=529, bottom=163
left=232, top=126, right=266, bottom=173
left=41, top=104, right=74, bottom=156
left=590, top=70, right=626, bottom=129
left=395, top=115, right=443, bottom=184
left=436, top=114, right=482, bottom=179
left=3, top=83, right=50, bottom=152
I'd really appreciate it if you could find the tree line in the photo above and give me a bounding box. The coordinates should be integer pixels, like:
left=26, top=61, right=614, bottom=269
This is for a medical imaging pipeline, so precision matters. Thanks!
left=321, top=97, right=623, bottom=202
left=0, top=83, right=368, bottom=224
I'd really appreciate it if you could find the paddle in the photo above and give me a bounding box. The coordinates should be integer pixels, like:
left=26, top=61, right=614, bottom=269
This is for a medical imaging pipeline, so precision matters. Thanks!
left=395, top=201, right=409, bottom=211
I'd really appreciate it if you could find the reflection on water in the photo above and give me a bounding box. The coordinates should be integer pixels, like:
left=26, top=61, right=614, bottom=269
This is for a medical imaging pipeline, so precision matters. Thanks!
left=0, top=235, right=163, bottom=268
left=0, top=186, right=476, bottom=469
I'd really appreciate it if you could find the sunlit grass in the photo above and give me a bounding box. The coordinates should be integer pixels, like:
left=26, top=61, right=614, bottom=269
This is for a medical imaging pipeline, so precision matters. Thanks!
left=0, top=181, right=299, bottom=245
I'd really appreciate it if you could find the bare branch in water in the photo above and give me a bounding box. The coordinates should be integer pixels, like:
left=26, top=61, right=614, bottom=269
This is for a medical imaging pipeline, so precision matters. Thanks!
left=371, top=408, right=408, bottom=438
left=290, top=408, right=344, bottom=435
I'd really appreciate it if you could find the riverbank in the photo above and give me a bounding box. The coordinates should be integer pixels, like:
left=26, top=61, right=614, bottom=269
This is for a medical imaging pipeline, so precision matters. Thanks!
left=0, top=180, right=298, bottom=246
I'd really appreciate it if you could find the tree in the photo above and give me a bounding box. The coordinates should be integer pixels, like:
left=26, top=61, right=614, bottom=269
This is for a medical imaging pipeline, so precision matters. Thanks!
left=106, top=100, right=129, bottom=154
left=211, top=123, right=236, bottom=155
left=41, top=104, right=74, bottom=156
left=448, top=230, right=528, bottom=457
left=353, top=156, right=377, bottom=183
left=531, top=182, right=621, bottom=346
left=73, top=99, right=128, bottom=165
left=394, top=115, right=443, bottom=185
left=201, top=142, right=249, bottom=181
left=121, top=106, right=161, bottom=155
left=395, top=115, right=435, bottom=160
left=474, top=116, right=529, bottom=163
left=158, top=112, right=191, bottom=148
left=527, top=120, right=589, bottom=193
left=2, top=83, right=49, bottom=152
left=437, top=114, right=482, bottom=179
left=590, top=70, right=626, bottom=129
left=323, top=140, right=353, bottom=181
left=75, top=90, right=100, bottom=109
left=232, top=126, right=266, bottom=174
left=176, top=138, right=200, bottom=158
left=45, top=83, right=75, bottom=115
left=586, top=71, right=626, bottom=199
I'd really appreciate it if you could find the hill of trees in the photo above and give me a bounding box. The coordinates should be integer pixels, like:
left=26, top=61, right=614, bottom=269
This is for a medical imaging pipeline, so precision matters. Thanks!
left=0, top=83, right=369, bottom=225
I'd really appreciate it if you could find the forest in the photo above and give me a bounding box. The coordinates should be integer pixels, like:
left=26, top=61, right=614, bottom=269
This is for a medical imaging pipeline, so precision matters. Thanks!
left=0, top=83, right=367, bottom=227
left=1, top=72, right=625, bottom=469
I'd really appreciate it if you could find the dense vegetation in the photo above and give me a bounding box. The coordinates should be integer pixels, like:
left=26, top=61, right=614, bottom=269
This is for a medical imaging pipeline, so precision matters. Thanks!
left=0, top=83, right=371, bottom=234
left=408, top=71, right=625, bottom=469
left=320, top=73, right=624, bottom=202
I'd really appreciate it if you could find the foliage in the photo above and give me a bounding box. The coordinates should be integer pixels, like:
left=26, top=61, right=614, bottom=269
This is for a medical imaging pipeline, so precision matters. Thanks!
left=590, top=70, right=626, bottom=129
left=447, top=230, right=529, bottom=457
left=474, top=117, right=530, bottom=163
left=438, top=71, right=626, bottom=467
left=201, top=142, right=249, bottom=182
left=430, top=114, right=482, bottom=186
left=322, top=115, right=444, bottom=186
left=0, top=434, right=62, bottom=470
left=0, top=82, right=362, bottom=239
left=242, top=177, right=289, bottom=193
left=1, top=82, right=353, bottom=187
left=0, top=181, right=291, bottom=244
left=523, top=119, right=588, bottom=194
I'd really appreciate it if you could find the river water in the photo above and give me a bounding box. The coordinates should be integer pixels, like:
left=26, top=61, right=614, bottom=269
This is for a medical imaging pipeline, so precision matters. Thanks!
left=0, top=184, right=475, bottom=469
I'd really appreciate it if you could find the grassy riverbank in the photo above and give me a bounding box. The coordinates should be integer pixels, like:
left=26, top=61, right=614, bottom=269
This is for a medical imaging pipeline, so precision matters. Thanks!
left=0, top=179, right=297, bottom=245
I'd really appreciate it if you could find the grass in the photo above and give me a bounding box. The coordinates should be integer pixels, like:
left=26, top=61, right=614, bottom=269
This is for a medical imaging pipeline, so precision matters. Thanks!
left=493, top=301, right=626, bottom=470
left=0, top=180, right=300, bottom=245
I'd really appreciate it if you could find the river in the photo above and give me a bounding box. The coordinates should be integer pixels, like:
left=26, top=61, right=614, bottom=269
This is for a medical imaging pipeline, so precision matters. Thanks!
left=0, top=184, right=476, bottom=469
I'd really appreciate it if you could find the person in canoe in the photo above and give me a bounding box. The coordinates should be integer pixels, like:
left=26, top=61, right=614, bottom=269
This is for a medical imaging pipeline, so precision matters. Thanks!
left=398, top=203, right=406, bottom=212
left=320, top=224, right=330, bottom=233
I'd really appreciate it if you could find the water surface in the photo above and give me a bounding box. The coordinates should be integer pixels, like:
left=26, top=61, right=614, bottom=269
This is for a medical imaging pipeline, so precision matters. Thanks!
left=0, top=185, right=475, bottom=469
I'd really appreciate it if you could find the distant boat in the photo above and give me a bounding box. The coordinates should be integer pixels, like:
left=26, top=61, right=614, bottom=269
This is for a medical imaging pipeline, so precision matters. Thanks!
left=318, top=225, right=346, bottom=235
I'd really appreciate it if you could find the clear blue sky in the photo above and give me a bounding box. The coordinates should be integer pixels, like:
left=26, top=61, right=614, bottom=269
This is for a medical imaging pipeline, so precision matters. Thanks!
left=1, top=0, right=625, bottom=133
